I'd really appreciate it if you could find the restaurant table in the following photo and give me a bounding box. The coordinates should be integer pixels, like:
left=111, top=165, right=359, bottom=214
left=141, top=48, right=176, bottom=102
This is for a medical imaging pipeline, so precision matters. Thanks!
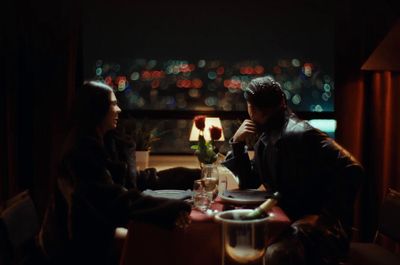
left=119, top=155, right=291, bottom=265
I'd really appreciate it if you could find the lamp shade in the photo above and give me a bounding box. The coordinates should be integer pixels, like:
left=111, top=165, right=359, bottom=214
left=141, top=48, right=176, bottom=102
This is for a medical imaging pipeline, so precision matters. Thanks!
left=189, top=117, right=225, bottom=141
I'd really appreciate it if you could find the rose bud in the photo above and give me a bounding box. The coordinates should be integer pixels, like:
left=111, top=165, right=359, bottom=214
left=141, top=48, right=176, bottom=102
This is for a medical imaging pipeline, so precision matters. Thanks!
left=194, top=115, right=206, bottom=131
left=209, top=126, right=222, bottom=140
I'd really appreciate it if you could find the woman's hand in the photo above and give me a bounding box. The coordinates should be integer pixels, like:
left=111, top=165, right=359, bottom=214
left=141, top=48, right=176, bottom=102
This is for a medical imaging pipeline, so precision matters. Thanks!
left=175, top=211, right=191, bottom=229
left=232, top=119, right=257, bottom=143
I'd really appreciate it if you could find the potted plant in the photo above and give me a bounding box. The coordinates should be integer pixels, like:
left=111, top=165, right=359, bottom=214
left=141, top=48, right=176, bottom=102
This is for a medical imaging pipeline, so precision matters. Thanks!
left=115, top=118, right=161, bottom=170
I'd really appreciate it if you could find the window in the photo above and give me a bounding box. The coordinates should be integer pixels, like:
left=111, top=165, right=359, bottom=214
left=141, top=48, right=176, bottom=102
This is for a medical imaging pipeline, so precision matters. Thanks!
left=83, top=1, right=334, bottom=154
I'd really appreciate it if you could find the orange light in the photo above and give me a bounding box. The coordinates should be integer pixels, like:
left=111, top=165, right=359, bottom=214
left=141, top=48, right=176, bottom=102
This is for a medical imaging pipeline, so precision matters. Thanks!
left=254, top=65, right=264, bottom=74
left=192, top=78, right=203, bottom=89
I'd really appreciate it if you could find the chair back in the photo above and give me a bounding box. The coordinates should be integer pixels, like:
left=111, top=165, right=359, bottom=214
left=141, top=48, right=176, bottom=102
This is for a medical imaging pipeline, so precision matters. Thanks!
left=0, top=190, right=39, bottom=264
left=377, top=188, right=400, bottom=242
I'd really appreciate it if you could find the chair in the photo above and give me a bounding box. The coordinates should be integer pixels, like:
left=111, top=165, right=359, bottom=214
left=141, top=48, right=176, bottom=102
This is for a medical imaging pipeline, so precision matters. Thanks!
left=349, top=188, right=400, bottom=265
left=0, top=190, right=44, bottom=265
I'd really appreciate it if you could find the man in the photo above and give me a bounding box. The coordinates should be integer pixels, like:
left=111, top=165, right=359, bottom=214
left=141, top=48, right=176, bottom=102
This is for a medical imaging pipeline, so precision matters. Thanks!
left=223, top=76, right=363, bottom=265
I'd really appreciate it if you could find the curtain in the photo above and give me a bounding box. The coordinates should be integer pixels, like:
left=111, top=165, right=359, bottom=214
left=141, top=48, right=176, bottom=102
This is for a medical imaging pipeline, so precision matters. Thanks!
left=334, top=0, right=400, bottom=242
left=1, top=0, right=82, bottom=217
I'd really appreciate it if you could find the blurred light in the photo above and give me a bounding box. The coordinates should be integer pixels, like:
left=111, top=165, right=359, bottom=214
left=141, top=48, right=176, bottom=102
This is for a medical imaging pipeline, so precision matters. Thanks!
left=198, top=60, right=206, bottom=68
left=303, top=63, right=313, bottom=77
left=205, top=96, right=218, bottom=106
left=147, top=60, right=157, bottom=69
left=291, top=59, right=301, bottom=67
left=217, top=66, right=225, bottom=75
left=208, top=71, right=217, bottom=80
left=322, top=93, right=330, bottom=101
left=188, top=89, right=200, bottom=98
left=117, top=79, right=127, bottom=91
left=177, top=80, right=183, bottom=88
left=292, top=94, right=301, bottom=105
left=309, top=119, right=336, bottom=134
left=254, top=65, right=264, bottom=75
left=314, top=105, right=323, bottom=112
left=105, top=76, right=113, bottom=86
left=151, top=80, right=160, bottom=88
left=283, top=90, right=291, bottom=100
left=166, top=66, right=173, bottom=74
left=130, top=72, right=140, bottom=81
left=189, top=117, right=225, bottom=141
left=223, top=80, right=231, bottom=88
left=283, top=81, right=293, bottom=90
left=95, top=68, right=102, bottom=76
left=172, top=66, right=180, bottom=74
left=192, top=78, right=203, bottom=89
left=141, top=71, right=151, bottom=80
left=323, top=84, right=331, bottom=92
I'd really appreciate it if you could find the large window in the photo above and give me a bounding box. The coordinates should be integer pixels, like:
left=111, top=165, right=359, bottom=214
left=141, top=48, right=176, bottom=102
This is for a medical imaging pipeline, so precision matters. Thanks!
left=83, top=1, right=334, bottom=154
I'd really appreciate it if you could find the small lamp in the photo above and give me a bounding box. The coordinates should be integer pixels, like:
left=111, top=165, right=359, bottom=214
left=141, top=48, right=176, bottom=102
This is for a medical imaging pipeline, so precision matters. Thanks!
left=189, top=117, right=225, bottom=141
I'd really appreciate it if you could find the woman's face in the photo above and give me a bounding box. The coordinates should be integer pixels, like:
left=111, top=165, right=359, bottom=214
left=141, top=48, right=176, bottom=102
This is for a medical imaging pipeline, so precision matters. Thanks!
left=101, top=91, right=121, bottom=133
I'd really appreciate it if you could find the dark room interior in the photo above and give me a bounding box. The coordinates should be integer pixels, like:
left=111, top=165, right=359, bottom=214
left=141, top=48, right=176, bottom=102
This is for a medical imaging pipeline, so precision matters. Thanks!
left=1, top=0, right=400, bottom=264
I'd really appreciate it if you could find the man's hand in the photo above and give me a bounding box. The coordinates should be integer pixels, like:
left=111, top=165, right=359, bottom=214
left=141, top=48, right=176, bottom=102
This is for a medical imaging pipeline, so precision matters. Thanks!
left=232, top=119, right=257, bottom=143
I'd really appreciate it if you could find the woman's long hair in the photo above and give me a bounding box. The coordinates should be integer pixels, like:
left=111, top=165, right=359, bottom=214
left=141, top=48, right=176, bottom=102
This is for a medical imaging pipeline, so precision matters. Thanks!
left=72, top=81, right=113, bottom=136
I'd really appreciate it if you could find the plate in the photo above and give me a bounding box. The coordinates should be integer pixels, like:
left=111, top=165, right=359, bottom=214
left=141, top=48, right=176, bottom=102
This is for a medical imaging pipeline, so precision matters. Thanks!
left=142, top=189, right=193, bottom=200
left=219, top=189, right=273, bottom=205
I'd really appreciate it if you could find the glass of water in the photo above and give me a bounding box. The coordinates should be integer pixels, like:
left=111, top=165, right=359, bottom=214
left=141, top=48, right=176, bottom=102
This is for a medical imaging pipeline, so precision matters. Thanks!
left=192, top=179, right=211, bottom=212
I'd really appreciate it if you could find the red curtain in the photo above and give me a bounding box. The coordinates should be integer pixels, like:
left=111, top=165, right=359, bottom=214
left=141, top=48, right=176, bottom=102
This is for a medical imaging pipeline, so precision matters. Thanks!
left=336, top=71, right=400, bottom=243
left=370, top=72, right=400, bottom=197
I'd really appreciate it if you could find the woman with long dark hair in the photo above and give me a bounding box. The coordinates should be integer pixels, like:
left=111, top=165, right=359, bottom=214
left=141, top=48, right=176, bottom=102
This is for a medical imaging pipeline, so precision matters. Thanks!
left=39, top=81, right=191, bottom=265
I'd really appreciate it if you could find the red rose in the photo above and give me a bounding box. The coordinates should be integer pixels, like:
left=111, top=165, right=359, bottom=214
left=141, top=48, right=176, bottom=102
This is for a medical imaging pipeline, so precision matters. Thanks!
left=194, top=115, right=206, bottom=131
left=209, top=126, right=222, bottom=140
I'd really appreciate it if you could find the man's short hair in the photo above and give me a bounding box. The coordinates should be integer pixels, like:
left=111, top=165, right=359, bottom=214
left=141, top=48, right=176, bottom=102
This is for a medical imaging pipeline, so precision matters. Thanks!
left=244, top=76, right=286, bottom=110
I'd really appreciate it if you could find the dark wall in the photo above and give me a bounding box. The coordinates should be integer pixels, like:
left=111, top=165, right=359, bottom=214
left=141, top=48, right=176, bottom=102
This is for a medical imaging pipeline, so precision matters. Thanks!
left=83, top=0, right=334, bottom=74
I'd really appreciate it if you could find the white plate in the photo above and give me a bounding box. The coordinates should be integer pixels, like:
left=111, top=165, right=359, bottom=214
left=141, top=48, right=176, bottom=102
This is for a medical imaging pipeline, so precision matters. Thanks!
left=219, top=189, right=272, bottom=205
left=142, top=189, right=193, bottom=200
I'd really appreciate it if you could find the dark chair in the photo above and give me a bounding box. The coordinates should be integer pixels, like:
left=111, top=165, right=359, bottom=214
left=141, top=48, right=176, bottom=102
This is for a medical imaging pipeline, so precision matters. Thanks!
left=349, top=188, right=400, bottom=265
left=0, top=190, right=45, bottom=265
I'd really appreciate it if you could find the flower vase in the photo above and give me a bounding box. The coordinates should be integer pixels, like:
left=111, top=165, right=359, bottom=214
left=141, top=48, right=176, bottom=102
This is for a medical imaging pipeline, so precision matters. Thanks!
left=135, top=150, right=149, bottom=171
left=200, top=163, right=219, bottom=201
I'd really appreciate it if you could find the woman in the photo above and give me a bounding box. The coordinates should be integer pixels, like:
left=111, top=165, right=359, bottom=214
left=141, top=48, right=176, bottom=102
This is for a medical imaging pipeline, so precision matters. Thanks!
left=39, top=81, right=191, bottom=265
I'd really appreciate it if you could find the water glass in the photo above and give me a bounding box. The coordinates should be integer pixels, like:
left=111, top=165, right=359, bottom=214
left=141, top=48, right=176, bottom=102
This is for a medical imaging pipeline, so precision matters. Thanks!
left=192, top=179, right=211, bottom=212
left=201, top=164, right=219, bottom=201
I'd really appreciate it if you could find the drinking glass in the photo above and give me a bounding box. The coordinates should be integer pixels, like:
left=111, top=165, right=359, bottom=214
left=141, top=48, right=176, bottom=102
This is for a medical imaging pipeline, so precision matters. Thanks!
left=201, top=164, right=219, bottom=201
left=192, top=179, right=211, bottom=212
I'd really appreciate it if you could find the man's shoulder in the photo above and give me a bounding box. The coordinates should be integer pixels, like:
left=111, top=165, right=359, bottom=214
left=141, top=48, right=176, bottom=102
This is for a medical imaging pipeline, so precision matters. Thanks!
left=284, top=114, right=314, bottom=135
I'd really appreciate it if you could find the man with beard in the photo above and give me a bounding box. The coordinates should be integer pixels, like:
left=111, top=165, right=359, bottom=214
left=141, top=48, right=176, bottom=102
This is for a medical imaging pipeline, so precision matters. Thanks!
left=223, top=76, right=363, bottom=265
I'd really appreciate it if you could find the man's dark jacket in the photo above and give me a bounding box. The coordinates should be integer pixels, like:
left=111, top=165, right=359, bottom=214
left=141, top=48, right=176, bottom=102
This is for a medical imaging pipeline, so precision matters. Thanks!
left=223, top=111, right=363, bottom=237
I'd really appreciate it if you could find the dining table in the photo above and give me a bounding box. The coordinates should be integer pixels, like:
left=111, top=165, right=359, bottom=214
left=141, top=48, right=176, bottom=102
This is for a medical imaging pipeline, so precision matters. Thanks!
left=118, top=155, right=291, bottom=265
